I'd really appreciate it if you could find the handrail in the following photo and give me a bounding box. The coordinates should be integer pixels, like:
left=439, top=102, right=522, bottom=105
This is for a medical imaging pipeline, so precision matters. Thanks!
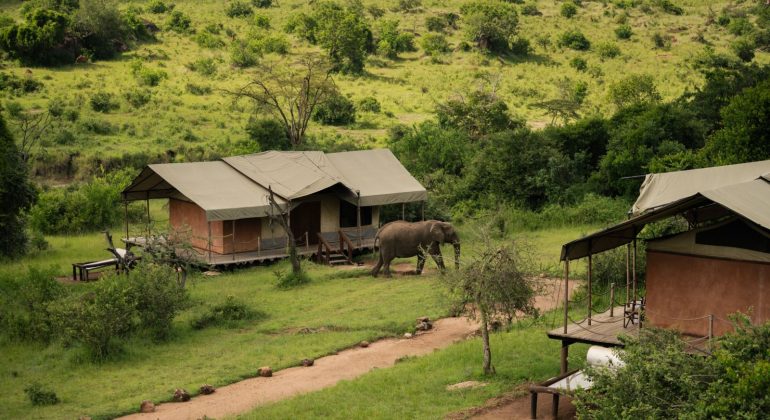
left=317, top=233, right=334, bottom=265
left=338, top=230, right=354, bottom=264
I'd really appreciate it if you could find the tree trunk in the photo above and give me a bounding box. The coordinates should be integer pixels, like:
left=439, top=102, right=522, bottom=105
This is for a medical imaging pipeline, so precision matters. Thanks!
left=287, top=230, right=301, bottom=275
left=481, top=310, right=495, bottom=375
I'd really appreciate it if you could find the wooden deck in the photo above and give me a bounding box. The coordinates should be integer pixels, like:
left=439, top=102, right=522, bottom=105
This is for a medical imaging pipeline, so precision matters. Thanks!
left=547, top=307, right=639, bottom=347
left=123, top=236, right=377, bottom=267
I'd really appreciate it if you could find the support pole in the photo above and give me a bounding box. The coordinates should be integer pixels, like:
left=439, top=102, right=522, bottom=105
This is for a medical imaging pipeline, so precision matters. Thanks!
left=708, top=314, right=714, bottom=347
left=421, top=201, right=425, bottom=221
left=625, top=243, right=631, bottom=306
left=208, top=221, right=212, bottom=262
left=588, top=253, right=593, bottom=326
left=401, top=203, right=405, bottom=220
left=560, top=340, right=569, bottom=374
left=356, top=191, right=362, bottom=248
left=232, top=220, right=236, bottom=261
left=610, top=283, right=615, bottom=317
left=563, top=258, right=570, bottom=334
left=124, top=201, right=129, bottom=242
left=632, top=238, right=638, bottom=324
left=145, top=197, right=151, bottom=239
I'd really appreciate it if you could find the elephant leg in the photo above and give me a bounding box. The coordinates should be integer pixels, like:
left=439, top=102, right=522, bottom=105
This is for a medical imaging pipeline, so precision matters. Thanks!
left=383, top=257, right=393, bottom=278
left=371, top=253, right=383, bottom=277
left=416, top=252, right=426, bottom=275
left=429, top=242, right=446, bottom=272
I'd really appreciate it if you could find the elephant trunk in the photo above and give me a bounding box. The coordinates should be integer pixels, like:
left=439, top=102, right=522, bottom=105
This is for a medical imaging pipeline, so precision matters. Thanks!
left=453, top=242, right=461, bottom=270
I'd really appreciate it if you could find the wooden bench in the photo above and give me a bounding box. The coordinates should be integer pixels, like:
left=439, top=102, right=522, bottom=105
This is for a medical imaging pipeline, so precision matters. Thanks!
left=72, top=258, right=120, bottom=281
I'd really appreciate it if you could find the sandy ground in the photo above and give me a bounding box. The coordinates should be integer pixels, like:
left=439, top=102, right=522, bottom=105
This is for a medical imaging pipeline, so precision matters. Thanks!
left=119, top=277, right=575, bottom=420
left=452, top=389, right=576, bottom=420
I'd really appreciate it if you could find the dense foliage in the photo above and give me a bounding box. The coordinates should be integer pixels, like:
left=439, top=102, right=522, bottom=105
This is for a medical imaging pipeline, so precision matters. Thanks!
left=576, top=316, right=770, bottom=419
left=0, top=114, right=34, bottom=259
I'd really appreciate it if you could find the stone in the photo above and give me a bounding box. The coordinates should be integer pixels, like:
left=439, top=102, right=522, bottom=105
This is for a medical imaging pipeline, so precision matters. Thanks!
left=258, top=366, right=273, bottom=377
left=403, top=332, right=413, bottom=339
left=359, top=341, right=370, bottom=348
left=199, top=384, right=216, bottom=395
left=301, top=358, right=314, bottom=367
left=140, top=400, right=155, bottom=412
left=446, top=381, right=488, bottom=391
left=416, top=320, right=433, bottom=331
left=172, top=389, right=190, bottom=402
left=416, top=316, right=430, bottom=323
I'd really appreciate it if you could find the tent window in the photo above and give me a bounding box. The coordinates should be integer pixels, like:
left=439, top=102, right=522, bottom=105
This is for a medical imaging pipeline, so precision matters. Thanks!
left=340, top=201, right=372, bottom=227
left=696, top=219, right=770, bottom=254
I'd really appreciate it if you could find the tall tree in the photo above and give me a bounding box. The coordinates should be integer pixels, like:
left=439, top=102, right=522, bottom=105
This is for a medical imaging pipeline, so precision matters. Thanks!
left=0, top=112, right=35, bottom=259
left=267, top=187, right=302, bottom=276
left=229, top=55, right=336, bottom=149
left=444, top=242, right=539, bottom=374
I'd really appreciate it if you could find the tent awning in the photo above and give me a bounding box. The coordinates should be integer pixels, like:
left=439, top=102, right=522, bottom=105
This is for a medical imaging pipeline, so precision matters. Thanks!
left=122, top=162, right=284, bottom=221
left=327, top=149, right=428, bottom=206
left=561, top=176, right=770, bottom=261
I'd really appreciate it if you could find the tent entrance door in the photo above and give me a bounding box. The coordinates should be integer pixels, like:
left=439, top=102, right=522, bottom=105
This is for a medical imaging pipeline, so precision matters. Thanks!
left=290, top=201, right=321, bottom=245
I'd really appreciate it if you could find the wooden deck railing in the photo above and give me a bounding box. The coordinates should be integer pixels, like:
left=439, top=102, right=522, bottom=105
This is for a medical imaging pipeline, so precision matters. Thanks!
left=338, top=230, right=354, bottom=264
left=316, top=233, right=334, bottom=265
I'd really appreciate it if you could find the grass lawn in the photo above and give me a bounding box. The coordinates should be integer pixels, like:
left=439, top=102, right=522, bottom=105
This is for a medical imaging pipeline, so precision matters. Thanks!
left=0, top=223, right=598, bottom=419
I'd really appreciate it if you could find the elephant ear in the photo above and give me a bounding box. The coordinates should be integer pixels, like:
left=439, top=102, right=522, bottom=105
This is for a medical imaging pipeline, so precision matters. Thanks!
left=429, top=222, right=445, bottom=243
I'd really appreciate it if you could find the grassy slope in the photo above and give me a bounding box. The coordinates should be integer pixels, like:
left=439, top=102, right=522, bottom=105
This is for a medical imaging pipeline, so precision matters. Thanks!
left=0, top=0, right=764, bottom=179
left=0, top=222, right=593, bottom=419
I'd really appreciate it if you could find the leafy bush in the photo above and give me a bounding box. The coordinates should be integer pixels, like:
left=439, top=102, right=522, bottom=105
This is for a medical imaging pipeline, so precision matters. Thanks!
left=24, top=383, right=59, bottom=406
left=460, top=1, right=520, bottom=53
left=728, top=17, right=754, bottom=36
left=313, top=1, right=372, bottom=73
left=251, top=0, right=272, bottom=8
left=90, top=91, right=118, bottom=112
left=124, top=88, right=152, bottom=108
left=230, top=39, right=261, bottom=67
left=420, top=33, right=450, bottom=57
left=558, top=29, right=590, bottom=50
left=275, top=269, right=311, bottom=288
left=131, top=264, right=187, bottom=340
left=147, top=0, right=172, bottom=13
left=425, top=15, right=447, bottom=32
left=29, top=170, right=134, bottom=234
left=194, top=31, right=225, bottom=48
left=283, top=12, right=317, bottom=43
left=130, top=60, right=167, bottom=86
left=357, top=96, right=381, bottom=113
left=436, top=90, right=519, bottom=138
left=520, top=3, right=541, bottom=16
left=74, top=0, right=130, bottom=59
left=253, top=13, right=270, bottom=29
left=608, top=74, right=661, bottom=108
left=79, top=117, right=116, bottom=134
left=653, top=0, right=683, bottom=15
left=0, top=8, right=72, bottom=65
left=0, top=72, right=43, bottom=93
left=166, top=10, right=191, bottom=33
left=396, top=0, right=422, bottom=13
left=596, top=42, right=621, bottom=59
left=243, top=117, right=290, bottom=151
left=570, top=57, right=587, bottom=71
left=615, top=24, right=633, bottom=39
left=185, top=83, right=211, bottom=95
left=186, top=57, right=217, bottom=76
left=226, top=1, right=253, bottom=18
left=191, top=295, right=265, bottom=329
left=313, top=93, right=356, bottom=125
left=252, top=32, right=290, bottom=54
left=560, top=2, right=578, bottom=18
left=651, top=32, right=672, bottom=49
left=376, top=19, right=415, bottom=59
left=0, top=267, right=66, bottom=342
left=732, top=37, right=755, bottom=62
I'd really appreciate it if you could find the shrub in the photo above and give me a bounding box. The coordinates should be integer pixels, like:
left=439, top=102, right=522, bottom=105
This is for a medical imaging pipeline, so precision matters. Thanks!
left=376, top=19, right=415, bottom=59
left=460, top=1, right=520, bottom=53
left=357, top=96, right=381, bottom=113
left=558, top=29, right=590, bottom=50
left=130, top=60, right=168, bottom=86
left=0, top=267, right=66, bottom=342
left=396, top=0, right=421, bottom=13
left=253, top=13, right=270, bottom=29
left=312, top=1, right=371, bottom=73
left=230, top=39, right=261, bottom=67
left=226, top=1, right=253, bottom=18
left=90, top=91, right=118, bottom=113
left=194, top=32, right=225, bottom=48
left=313, top=93, right=356, bottom=125
left=191, top=295, right=266, bottom=329
left=608, top=74, right=661, bottom=109
left=166, top=10, right=191, bottom=33
left=425, top=15, right=447, bottom=32
left=283, top=12, right=317, bottom=43
left=53, top=273, right=138, bottom=360
left=244, top=117, right=290, bottom=151
left=615, top=24, right=633, bottom=39
left=521, top=3, right=541, bottom=16
left=79, top=117, right=116, bottom=135
left=148, top=0, right=171, bottom=13
left=651, top=32, right=672, bottom=49
left=252, top=32, right=290, bottom=54
left=437, top=90, right=519, bottom=138
left=0, top=72, right=43, bottom=93
left=185, top=83, right=211, bottom=95
left=570, top=57, right=587, bottom=71
left=131, top=264, right=187, bottom=340
left=732, top=37, right=755, bottom=62
left=560, top=2, right=578, bottom=18
left=251, top=0, right=272, bottom=8
left=728, top=18, right=754, bottom=36
left=596, top=42, right=621, bottom=59
left=123, top=88, right=152, bottom=108
left=0, top=8, right=72, bottom=65
left=420, top=33, right=450, bottom=57
left=24, top=383, right=59, bottom=406
left=186, top=57, right=217, bottom=76
left=275, top=269, right=311, bottom=288
left=654, top=0, right=683, bottom=15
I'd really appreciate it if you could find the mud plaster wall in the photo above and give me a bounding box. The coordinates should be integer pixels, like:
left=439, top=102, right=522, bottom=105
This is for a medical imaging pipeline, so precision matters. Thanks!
left=645, top=250, right=770, bottom=337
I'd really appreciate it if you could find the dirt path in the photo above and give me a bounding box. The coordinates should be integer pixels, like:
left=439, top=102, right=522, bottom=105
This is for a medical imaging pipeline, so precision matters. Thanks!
left=120, top=317, right=479, bottom=420
left=120, top=278, right=575, bottom=420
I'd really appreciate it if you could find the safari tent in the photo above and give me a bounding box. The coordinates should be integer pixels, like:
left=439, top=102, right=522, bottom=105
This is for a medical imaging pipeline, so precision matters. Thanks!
left=552, top=159, right=770, bottom=365
left=121, top=149, right=427, bottom=265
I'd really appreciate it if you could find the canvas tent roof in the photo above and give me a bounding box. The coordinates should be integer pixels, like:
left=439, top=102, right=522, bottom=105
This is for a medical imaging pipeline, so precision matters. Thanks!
left=122, top=162, right=283, bottom=221
left=561, top=171, right=770, bottom=261
left=123, top=149, right=427, bottom=221
left=327, top=149, right=428, bottom=206
left=632, top=159, right=770, bottom=215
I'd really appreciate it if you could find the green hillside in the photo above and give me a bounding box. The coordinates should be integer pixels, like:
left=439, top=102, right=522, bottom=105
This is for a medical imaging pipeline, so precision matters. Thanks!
left=0, top=0, right=764, bottom=181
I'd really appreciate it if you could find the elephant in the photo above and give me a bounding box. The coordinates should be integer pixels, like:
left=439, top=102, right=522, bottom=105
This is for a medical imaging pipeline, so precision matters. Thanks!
left=371, top=220, right=461, bottom=277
